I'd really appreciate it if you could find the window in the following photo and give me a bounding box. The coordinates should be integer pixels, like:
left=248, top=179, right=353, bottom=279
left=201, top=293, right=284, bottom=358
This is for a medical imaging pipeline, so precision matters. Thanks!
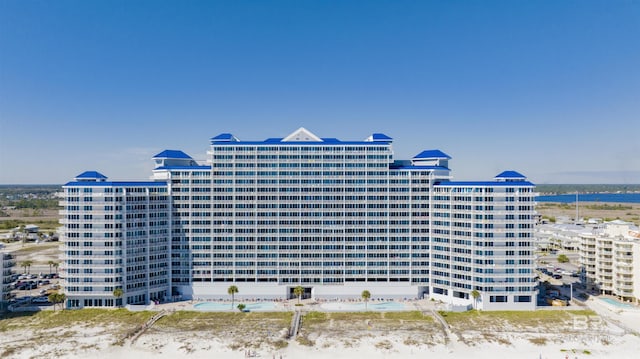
left=490, top=295, right=507, bottom=303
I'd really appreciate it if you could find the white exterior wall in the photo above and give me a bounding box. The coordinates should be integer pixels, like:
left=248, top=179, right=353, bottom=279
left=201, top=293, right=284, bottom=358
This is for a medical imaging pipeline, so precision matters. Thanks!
left=1, top=251, right=16, bottom=302
left=577, top=222, right=640, bottom=301
left=633, top=243, right=640, bottom=303
left=431, top=183, right=537, bottom=310
left=60, top=182, right=171, bottom=308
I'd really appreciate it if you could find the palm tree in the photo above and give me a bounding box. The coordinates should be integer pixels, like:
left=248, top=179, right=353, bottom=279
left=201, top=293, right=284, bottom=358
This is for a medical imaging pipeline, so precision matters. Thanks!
left=471, top=289, right=480, bottom=310
left=48, top=293, right=66, bottom=311
left=47, top=260, right=56, bottom=274
left=228, top=285, right=239, bottom=309
left=20, top=260, right=33, bottom=274
left=293, top=285, right=304, bottom=305
left=361, top=290, right=371, bottom=310
left=53, top=262, right=59, bottom=274
left=113, top=288, right=124, bottom=307
left=237, top=303, right=246, bottom=312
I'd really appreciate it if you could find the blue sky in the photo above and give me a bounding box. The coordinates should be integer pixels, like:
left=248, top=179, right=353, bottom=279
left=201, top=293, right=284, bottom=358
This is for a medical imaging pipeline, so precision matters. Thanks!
left=1, top=0, right=639, bottom=184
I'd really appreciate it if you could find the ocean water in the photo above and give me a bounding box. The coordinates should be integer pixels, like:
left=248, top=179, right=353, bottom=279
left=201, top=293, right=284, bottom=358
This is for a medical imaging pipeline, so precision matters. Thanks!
left=536, top=193, right=640, bottom=204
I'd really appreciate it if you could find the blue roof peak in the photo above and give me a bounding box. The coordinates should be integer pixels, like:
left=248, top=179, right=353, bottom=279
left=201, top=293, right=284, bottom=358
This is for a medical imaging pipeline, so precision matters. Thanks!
left=211, top=133, right=239, bottom=142
left=75, top=171, right=107, bottom=181
left=494, top=170, right=526, bottom=179
left=413, top=149, right=451, bottom=160
left=367, top=133, right=393, bottom=142
left=152, top=150, right=193, bottom=159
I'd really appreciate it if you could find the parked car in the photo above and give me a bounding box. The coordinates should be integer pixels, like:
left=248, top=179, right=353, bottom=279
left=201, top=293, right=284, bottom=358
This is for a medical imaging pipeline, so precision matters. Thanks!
left=32, top=296, right=50, bottom=304
left=552, top=274, right=562, bottom=279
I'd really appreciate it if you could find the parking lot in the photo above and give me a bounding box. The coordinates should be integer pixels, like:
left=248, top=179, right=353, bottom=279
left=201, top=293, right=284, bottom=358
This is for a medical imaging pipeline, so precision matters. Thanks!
left=7, top=272, right=61, bottom=308
left=536, top=250, right=583, bottom=307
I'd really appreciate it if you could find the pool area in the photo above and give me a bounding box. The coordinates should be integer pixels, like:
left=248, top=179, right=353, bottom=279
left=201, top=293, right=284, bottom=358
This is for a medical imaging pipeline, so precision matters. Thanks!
left=599, top=297, right=637, bottom=310
left=320, top=301, right=406, bottom=312
left=194, top=301, right=278, bottom=311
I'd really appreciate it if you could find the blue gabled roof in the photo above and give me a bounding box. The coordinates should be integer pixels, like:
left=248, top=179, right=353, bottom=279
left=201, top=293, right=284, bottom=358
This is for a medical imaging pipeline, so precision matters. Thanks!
left=75, top=171, right=107, bottom=180
left=152, top=150, right=193, bottom=159
left=211, top=133, right=237, bottom=141
left=372, top=133, right=392, bottom=140
left=413, top=149, right=451, bottom=159
left=494, top=170, right=526, bottom=179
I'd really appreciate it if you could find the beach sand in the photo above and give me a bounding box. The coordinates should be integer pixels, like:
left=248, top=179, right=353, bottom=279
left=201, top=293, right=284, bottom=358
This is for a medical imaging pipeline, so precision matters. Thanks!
left=3, top=298, right=640, bottom=359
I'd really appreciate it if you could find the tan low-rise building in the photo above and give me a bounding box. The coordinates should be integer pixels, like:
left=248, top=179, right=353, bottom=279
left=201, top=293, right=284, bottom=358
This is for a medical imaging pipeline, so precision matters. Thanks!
left=579, top=220, right=640, bottom=303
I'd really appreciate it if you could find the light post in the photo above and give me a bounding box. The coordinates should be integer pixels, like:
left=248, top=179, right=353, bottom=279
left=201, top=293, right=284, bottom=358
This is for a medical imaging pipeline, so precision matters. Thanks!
left=570, top=282, right=573, bottom=303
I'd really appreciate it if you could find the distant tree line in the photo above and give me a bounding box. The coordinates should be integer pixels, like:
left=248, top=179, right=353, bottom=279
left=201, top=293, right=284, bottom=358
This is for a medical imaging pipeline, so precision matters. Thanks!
left=0, top=185, right=61, bottom=210
left=536, top=184, right=640, bottom=195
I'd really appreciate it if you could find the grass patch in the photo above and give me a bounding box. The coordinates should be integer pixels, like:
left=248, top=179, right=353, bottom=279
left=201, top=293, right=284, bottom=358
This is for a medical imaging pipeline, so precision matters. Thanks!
left=155, top=311, right=292, bottom=331
left=439, top=310, right=596, bottom=332
left=296, top=335, right=315, bottom=346
left=270, top=339, right=288, bottom=349
left=324, top=312, right=383, bottom=321
left=375, top=339, right=393, bottom=350
left=529, top=337, right=547, bottom=345
left=302, top=311, right=328, bottom=325
left=585, top=204, right=632, bottom=211
left=0, top=346, right=18, bottom=358
left=383, top=311, right=433, bottom=321
left=0, top=309, right=154, bottom=335
left=10, top=242, right=60, bottom=254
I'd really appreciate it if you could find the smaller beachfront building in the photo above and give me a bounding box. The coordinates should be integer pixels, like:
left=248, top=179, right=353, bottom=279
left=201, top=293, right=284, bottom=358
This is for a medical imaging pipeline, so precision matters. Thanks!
left=578, top=220, right=640, bottom=303
left=1, top=248, right=17, bottom=304
left=59, top=171, right=171, bottom=308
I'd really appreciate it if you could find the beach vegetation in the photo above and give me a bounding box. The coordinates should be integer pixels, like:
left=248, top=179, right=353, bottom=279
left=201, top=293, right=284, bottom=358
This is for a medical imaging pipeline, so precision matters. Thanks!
left=557, top=254, right=569, bottom=263
left=113, top=288, right=124, bottom=307
left=271, top=339, right=288, bottom=349
left=361, top=290, right=371, bottom=310
left=383, top=311, right=433, bottom=321
left=227, top=285, right=239, bottom=308
left=19, top=260, right=33, bottom=274
left=471, top=290, right=480, bottom=309
left=296, top=335, right=315, bottom=346
left=439, top=310, right=596, bottom=332
left=302, top=311, right=327, bottom=325
left=237, top=303, right=246, bottom=312
left=585, top=204, right=632, bottom=210
left=0, top=309, right=154, bottom=333
left=48, top=293, right=66, bottom=311
left=374, top=339, right=393, bottom=350
left=528, top=337, right=547, bottom=345
left=293, top=285, right=304, bottom=304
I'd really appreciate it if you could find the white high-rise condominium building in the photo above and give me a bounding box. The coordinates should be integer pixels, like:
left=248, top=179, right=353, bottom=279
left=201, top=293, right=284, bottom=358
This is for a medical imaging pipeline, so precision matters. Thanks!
left=60, top=172, right=171, bottom=308
left=60, top=128, right=537, bottom=310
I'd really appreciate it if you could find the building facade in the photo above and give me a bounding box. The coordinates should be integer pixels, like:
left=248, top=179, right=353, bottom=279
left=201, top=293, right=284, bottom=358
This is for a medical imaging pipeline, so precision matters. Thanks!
left=578, top=220, right=640, bottom=303
left=60, top=172, right=171, bottom=308
left=1, top=249, right=17, bottom=305
left=59, top=128, right=537, bottom=310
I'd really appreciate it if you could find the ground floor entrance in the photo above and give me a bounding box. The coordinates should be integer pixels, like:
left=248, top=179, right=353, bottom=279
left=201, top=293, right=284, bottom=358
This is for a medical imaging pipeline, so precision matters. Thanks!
left=288, top=286, right=312, bottom=300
